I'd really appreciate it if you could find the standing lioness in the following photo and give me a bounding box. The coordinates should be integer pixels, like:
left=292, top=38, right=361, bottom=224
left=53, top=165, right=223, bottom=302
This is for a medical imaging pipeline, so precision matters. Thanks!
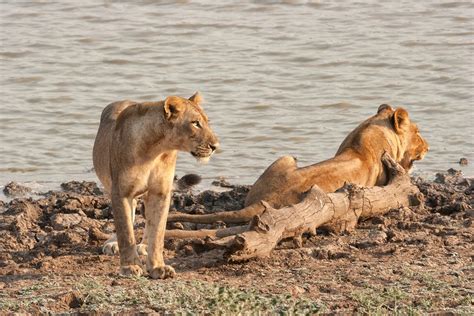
left=93, top=92, right=219, bottom=278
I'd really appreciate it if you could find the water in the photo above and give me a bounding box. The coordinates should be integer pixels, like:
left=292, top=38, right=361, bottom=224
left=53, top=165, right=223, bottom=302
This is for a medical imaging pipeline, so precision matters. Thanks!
left=1, top=0, right=473, bottom=193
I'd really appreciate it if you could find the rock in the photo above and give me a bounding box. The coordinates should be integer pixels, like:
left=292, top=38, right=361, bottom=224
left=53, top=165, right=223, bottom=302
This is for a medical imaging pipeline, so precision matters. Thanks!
left=313, top=245, right=350, bottom=259
left=212, top=221, right=226, bottom=229
left=434, top=169, right=463, bottom=185
left=290, top=285, right=306, bottom=296
left=369, top=216, right=388, bottom=225
left=197, top=186, right=249, bottom=212
left=51, top=213, right=82, bottom=230
left=6, top=198, right=40, bottom=218
left=182, top=244, right=195, bottom=256
left=386, top=230, right=404, bottom=243
left=212, top=177, right=234, bottom=188
left=60, top=291, right=83, bottom=308
left=169, top=222, right=184, bottom=230
left=443, top=236, right=459, bottom=246
left=61, top=181, right=103, bottom=196
left=3, top=182, right=31, bottom=197
left=198, top=190, right=221, bottom=207
left=172, top=192, right=198, bottom=210
left=35, top=231, right=48, bottom=242
left=0, top=259, right=15, bottom=268
left=52, top=231, right=84, bottom=246
left=424, top=213, right=451, bottom=226
left=93, top=207, right=111, bottom=219
left=8, top=200, right=41, bottom=235
left=192, top=205, right=206, bottom=215
left=369, top=230, right=387, bottom=244
left=459, top=157, right=468, bottom=165
left=62, top=197, right=83, bottom=211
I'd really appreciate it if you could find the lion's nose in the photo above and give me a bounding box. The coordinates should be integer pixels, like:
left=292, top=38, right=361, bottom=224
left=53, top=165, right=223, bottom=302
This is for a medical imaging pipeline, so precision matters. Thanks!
left=209, top=143, right=219, bottom=152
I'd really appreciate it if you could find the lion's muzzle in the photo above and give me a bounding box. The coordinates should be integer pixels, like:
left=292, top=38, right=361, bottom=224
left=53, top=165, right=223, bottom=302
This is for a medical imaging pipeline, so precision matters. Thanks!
left=191, top=141, right=219, bottom=163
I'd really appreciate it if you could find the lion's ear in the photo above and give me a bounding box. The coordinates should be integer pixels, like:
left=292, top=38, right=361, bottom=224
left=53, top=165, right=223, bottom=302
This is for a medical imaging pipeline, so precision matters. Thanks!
left=392, top=108, right=410, bottom=133
left=164, top=96, right=185, bottom=120
left=188, top=91, right=203, bottom=106
left=377, top=104, right=394, bottom=114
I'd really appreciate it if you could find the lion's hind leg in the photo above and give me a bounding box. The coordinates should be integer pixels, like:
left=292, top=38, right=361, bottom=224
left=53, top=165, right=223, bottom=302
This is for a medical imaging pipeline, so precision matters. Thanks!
left=102, top=198, right=140, bottom=256
left=112, top=194, right=143, bottom=276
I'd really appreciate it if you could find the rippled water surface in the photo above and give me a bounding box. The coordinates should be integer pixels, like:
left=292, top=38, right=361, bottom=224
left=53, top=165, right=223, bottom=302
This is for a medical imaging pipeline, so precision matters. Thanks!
left=1, top=1, right=473, bottom=191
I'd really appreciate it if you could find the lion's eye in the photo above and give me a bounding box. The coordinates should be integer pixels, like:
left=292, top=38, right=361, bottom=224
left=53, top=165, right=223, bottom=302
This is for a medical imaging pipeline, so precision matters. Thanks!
left=192, top=121, right=202, bottom=129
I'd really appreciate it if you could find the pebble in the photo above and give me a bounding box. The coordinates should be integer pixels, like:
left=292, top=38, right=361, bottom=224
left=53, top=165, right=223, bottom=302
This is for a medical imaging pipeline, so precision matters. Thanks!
left=459, top=157, right=468, bottom=165
left=2, top=181, right=32, bottom=197
left=50, top=213, right=82, bottom=230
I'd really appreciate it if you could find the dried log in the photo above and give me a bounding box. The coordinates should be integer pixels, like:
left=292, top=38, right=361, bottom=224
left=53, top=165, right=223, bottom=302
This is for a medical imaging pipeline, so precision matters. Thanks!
left=223, top=152, right=421, bottom=261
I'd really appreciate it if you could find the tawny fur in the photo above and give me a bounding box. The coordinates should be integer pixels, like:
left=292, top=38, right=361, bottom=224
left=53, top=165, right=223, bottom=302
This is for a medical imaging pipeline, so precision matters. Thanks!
left=92, top=92, right=219, bottom=278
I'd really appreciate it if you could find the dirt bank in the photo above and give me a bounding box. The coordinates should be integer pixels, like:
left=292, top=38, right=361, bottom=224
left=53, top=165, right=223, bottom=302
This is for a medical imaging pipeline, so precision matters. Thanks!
left=0, top=170, right=472, bottom=314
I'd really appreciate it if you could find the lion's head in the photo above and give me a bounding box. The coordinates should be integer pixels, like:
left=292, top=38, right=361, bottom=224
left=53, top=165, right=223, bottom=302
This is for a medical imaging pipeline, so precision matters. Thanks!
left=163, top=92, right=219, bottom=163
left=336, top=104, right=429, bottom=173
left=373, top=104, right=429, bottom=171
left=384, top=105, right=429, bottom=171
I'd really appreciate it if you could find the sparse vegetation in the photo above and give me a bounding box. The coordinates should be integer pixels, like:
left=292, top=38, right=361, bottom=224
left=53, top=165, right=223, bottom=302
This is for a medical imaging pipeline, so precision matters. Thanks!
left=1, top=275, right=326, bottom=314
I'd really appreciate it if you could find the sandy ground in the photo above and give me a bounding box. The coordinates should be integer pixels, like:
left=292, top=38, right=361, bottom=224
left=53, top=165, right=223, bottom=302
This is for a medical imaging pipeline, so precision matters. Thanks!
left=0, top=169, right=472, bottom=314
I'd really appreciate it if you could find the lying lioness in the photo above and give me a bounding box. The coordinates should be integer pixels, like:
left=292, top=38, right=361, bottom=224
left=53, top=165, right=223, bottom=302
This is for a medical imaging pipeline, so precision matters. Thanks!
left=245, top=104, right=429, bottom=207
left=167, top=104, right=429, bottom=227
left=93, top=92, right=219, bottom=278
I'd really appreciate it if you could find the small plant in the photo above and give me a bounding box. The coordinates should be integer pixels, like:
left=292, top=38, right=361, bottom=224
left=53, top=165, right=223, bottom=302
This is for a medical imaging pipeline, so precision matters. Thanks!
left=351, top=285, right=412, bottom=314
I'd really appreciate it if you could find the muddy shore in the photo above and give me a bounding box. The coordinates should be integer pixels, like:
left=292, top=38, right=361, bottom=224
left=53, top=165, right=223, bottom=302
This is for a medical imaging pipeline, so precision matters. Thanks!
left=0, top=169, right=472, bottom=314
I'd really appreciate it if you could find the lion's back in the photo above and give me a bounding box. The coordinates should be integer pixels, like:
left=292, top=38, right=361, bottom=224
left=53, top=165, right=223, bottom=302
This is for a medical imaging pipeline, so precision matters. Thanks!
left=92, top=100, right=136, bottom=194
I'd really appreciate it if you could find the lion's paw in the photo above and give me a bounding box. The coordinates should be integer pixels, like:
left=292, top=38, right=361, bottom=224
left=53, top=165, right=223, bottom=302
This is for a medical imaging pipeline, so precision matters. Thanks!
left=148, top=265, right=176, bottom=279
left=120, top=264, right=144, bottom=277
left=136, top=243, right=148, bottom=256
left=102, top=240, right=119, bottom=256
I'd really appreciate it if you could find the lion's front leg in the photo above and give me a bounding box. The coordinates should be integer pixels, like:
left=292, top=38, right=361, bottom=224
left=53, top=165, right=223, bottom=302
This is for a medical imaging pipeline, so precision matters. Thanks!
left=144, top=168, right=176, bottom=279
left=111, top=192, right=143, bottom=276
left=144, top=192, right=175, bottom=279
